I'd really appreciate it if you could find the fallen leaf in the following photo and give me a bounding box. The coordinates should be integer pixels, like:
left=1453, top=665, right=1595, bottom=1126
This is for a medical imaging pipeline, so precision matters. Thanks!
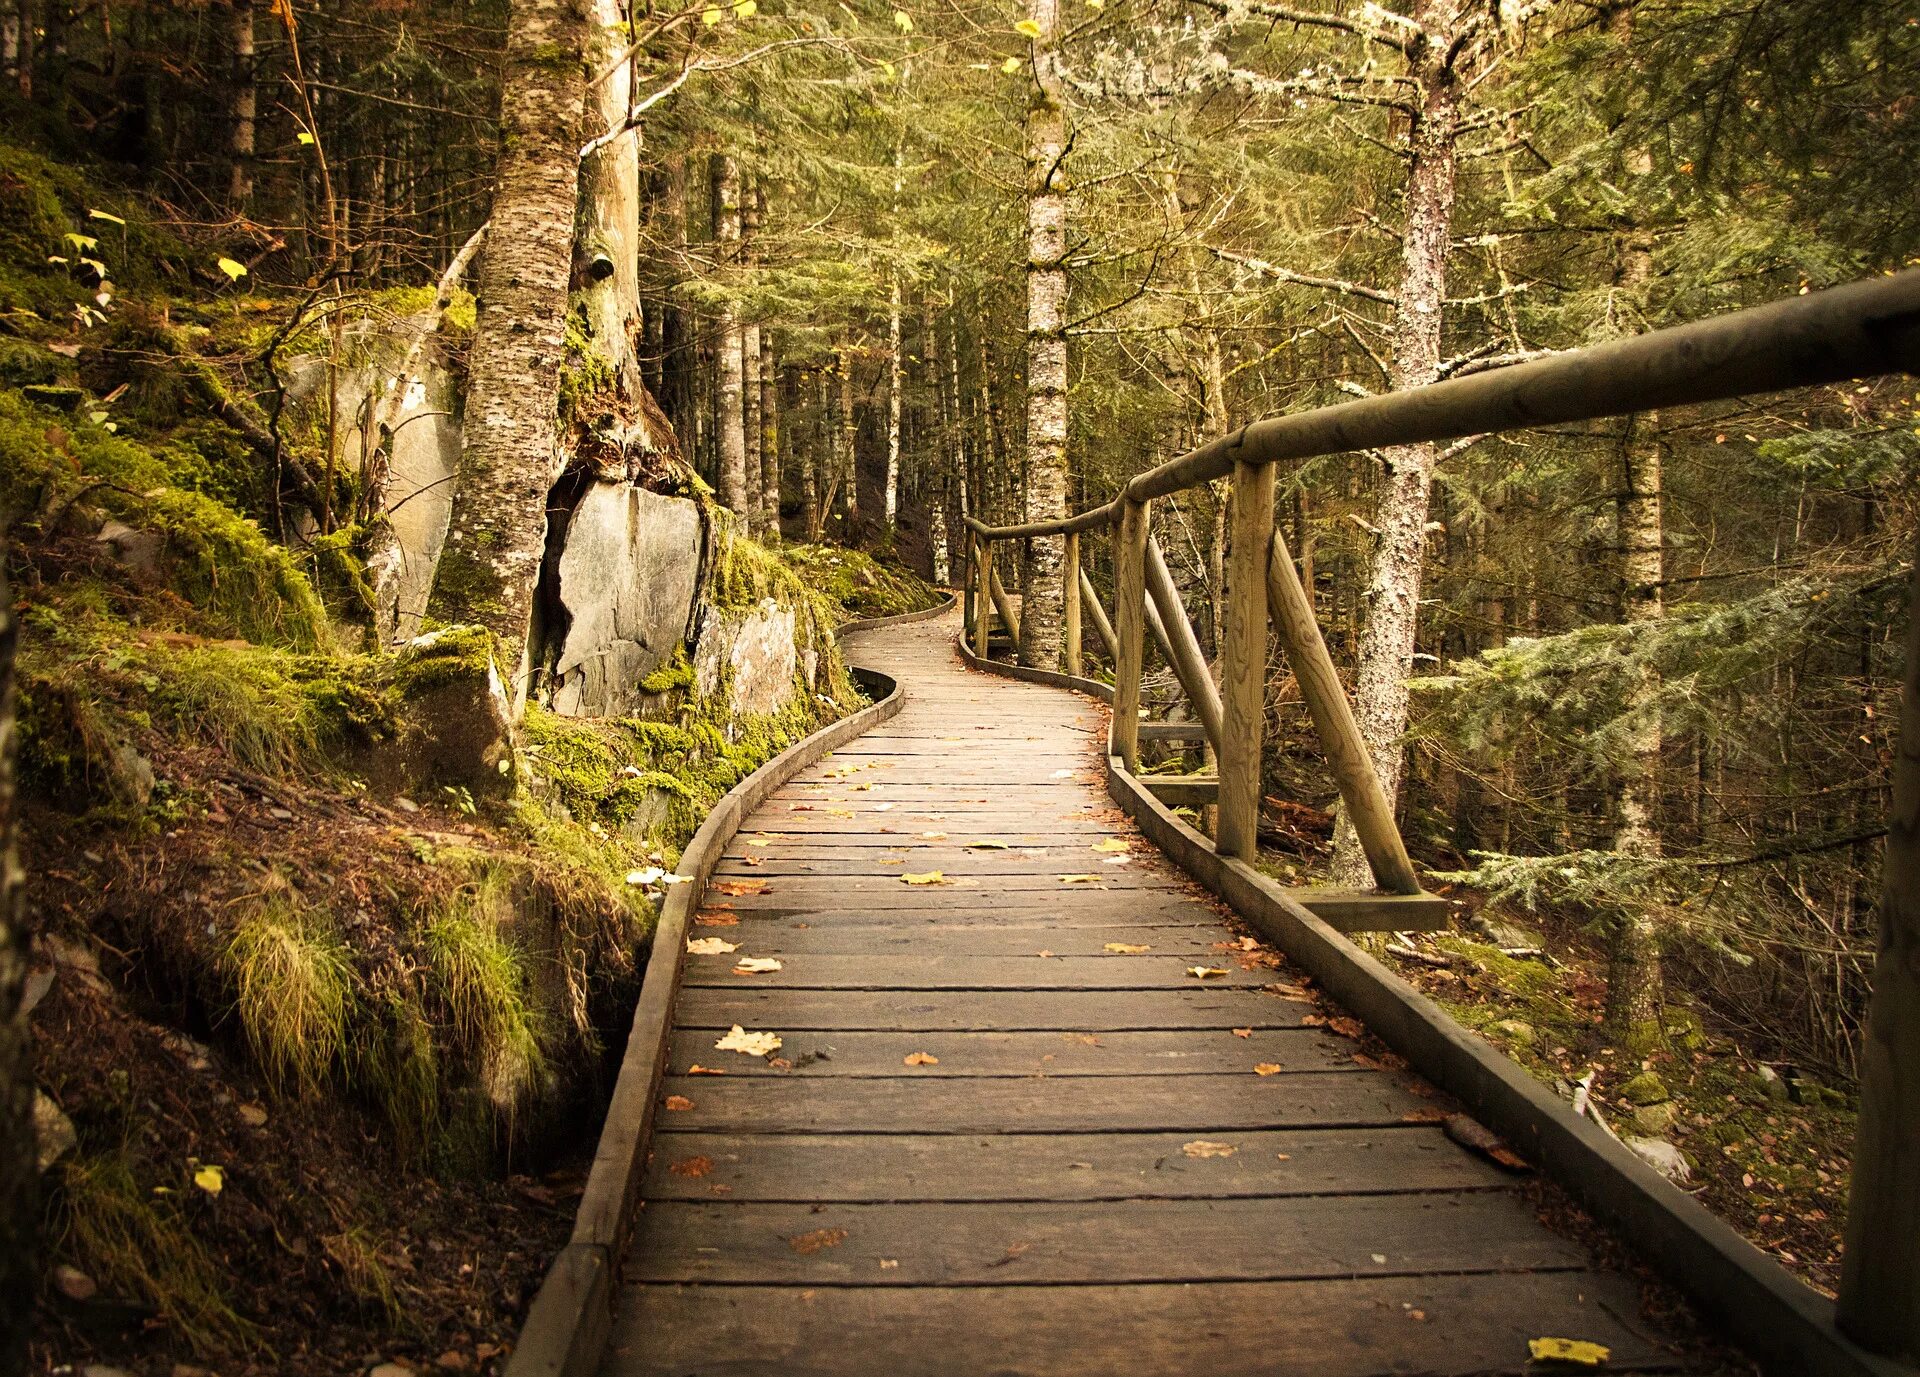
left=1091, top=838, right=1131, bottom=853
left=1182, top=1140, right=1237, bottom=1159
left=873, top=802, right=895, bottom=812
left=879, top=1258, right=899, bottom=1269
left=1444, top=1114, right=1531, bottom=1172
left=919, top=831, right=948, bottom=840
left=1527, top=1338, right=1611, bottom=1367
left=788, top=1227, right=849, bottom=1255
left=1254, top=1063, right=1283, bottom=1076
left=731, top=957, right=783, bottom=975
left=193, top=1164, right=224, bottom=1196
left=665, top=1095, right=694, bottom=1111
left=1058, top=873, right=1103, bottom=885
left=686, top=1065, right=727, bottom=1076
left=1050, top=769, right=1075, bottom=779
left=695, top=912, right=740, bottom=926
left=1102, top=855, right=1132, bottom=865
left=1103, top=942, right=1151, bottom=954
left=1188, top=966, right=1230, bottom=979
left=968, top=839, right=1011, bottom=850
left=1232, top=1028, right=1253, bottom=1038
left=687, top=937, right=740, bottom=955
left=826, top=808, right=855, bottom=818
left=902, top=871, right=948, bottom=885
left=1328, top=1016, right=1365, bottom=1039
left=903, top=1052, right=940, bottom=1066
left=712, top=879, right=770, bottom=897
left=1400, top=1107, right=1448, bottom=1124
left=746, top=838, right=773, bottom=847
left=715, top=1025, right=782, bottom=1056
left=238, top=1103, right=268, bottom=1127
left=668, top=1156, right=714, bottom=1178
left=1274, top=1152, right=1292, bottom=1161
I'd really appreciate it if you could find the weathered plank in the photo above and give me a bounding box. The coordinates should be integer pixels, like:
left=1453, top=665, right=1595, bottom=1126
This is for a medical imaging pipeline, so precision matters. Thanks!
left=607, top=1273, right=1677, bottom=1377
left=652, top=1069, right=1429, bottom=1132
left=677, top=952, right=1275, bottom=990
left=672, top=987, right=1317, bottom=1032
left=640, top=1125, right=1504, bottom=1201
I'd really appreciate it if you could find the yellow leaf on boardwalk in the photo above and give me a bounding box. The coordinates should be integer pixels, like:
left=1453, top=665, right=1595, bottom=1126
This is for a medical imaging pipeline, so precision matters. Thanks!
left=968, top=839, right=1011, bottom=849
left=1091, top=838, right=1130, bottom=853
left=902, top=871, right=947, bottom=885
left=1254, top=1063, right=1283, bottom=1076
left=1181, top=1140, right=1236, bottom=1159
left=686, top=937, right=740, bottom=955
left=903, top=1051, right=939, bottom=1066
left=1103, top=942, right=1150, bottom=954
left=715, top=1025, right=782, bottom=1056
left=1527, top=1339, right=1611, bottom=1367
left=1058, top=874, right=1103, bottom=885
left=1187, top=966, right=1230, bottom=979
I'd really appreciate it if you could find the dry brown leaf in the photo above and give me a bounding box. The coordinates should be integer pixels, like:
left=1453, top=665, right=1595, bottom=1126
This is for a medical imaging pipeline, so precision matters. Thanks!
left=695, top=912, right=740, bottom=927
left=1328, top=1016, right=1365, bottom=1039
left=1187, top=966, right=1230, bottom=979
left=664, top=1095, right=694, bottom=1111
left=1103, top=942, right=1151, bottom=954
left=686, top=937, right=740, bottom=955
left=668, top=1156, right=714, bottom=1178
left=686, top=1065, right=727, bottom=1076
left=1182, top=1140, right=1237, bottom=1159
left=1254, top=1063, right=1283, bottom=1076
left=732, top=957, right=783, bottom=975
left=1400, top=1107, right=1447, bottom=1123
left=712, top=879, right=770, bottom=897
left=788, top=1227, right=849, bottom=1255
left=903, top=1052, right=940, bottom=1066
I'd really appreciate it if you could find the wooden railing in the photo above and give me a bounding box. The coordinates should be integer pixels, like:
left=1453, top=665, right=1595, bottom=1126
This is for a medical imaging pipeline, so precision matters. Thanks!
left=964, top=268, right=1920, bottom=1360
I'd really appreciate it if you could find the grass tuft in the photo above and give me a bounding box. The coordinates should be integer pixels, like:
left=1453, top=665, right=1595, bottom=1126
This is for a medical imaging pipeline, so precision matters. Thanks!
left=224, top=896, right=355, bottom=1096
left=424, top=874, right=550, bottom=1114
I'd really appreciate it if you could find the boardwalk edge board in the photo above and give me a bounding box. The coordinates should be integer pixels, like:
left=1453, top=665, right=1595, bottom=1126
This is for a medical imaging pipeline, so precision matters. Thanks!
left=504, top=595, right=954, bottom=1377
left=958, top=634, right=1911, bottom=1377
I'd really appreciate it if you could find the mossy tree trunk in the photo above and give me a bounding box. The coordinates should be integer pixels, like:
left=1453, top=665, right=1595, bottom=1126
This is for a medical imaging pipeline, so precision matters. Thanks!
left=0, top=554, right=34, bottom=1377
left=430, top=0, right=589, bottom=708
left=710, top=152, right=750, bottom=519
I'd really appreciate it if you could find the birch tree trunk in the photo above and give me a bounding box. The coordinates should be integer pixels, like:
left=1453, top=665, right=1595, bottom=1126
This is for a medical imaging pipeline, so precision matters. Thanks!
left=226, top=0, right=255, bottom=208
left=885, top=275, right=904, bottom=528
left=838, top=350, right=859, bottom=532
left=760, top=330, right=780, bottom=539
left=1329, top=0, right=1462, bottom=888
left=430, top=0, right=588, bottom=708
left=0, top=554, right=34, bottom=1377
left=802, top=368, right=823, bottom=540
left=710, top=152, right=750, bottom=518
left=1018, top=0, right=1069, bottom=668
left=1604, top=167, right=1666, bottom=1042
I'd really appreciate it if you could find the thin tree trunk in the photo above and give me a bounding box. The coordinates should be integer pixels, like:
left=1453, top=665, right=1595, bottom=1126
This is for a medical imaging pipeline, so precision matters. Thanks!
left=1018, top=0, right=1069, bottom=668
left=226, top=0, right=254, bottom=208
left=838, top=350, right=859, bottom=534
left=429, top=0, right=588, bottom=707
left=1329, top=0, right=1462, bottom=888
left=710, top=152, right=749, bottom=517
left=0, top=553, right=34, bottom=1377
left=760, top=328, right=779, bottom=540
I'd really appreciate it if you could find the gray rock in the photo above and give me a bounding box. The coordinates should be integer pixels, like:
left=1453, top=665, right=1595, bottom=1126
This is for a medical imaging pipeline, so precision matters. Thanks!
left=1623, top=1135, right=1691, bottom=1184
left=1631, top=1101, right=1679, bottom=1136
left=544, top=484, right=703, bottom=717
left=695, top=599, right=798, bottom=718
left=94, top=518, right=163, bottom=574
left=108, top=741, right=154, bottom=806
left=1487, top=1018, right=1536, bottom=1046
left=34, top=1089, right=77, bottom=1172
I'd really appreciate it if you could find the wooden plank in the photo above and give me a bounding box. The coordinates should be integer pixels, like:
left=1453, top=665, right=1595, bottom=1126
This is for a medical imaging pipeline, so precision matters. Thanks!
left=663, top=1028, right=1355, bottom=1078
left=704, top=891, right=1221, bottom=914
left=1266, top=527, right=1422, bottom=894
left=1139, top=773, right=1219, bottom=806
left=672, top=987, right=1317, bottom=1032
left=606, top=1273, right=1677, bottom=1377
left=709, top=854, right=1178, bottom=876
left=641, top=1125, right=1505, bottom=1201
left=1138, top=721, right=1209, bottom=743
left=652, top=1069, right=1429, bottom=1132
left=1294, top=887, right=1453, bottom=933
left=1109, top=497, right=1150, bottom=769
left=624, top=1192, right=1586, bottom=1285
left=972, top=535, right=990, bottom=658
left=698, top=872, right=1186, bottom=894
left=1217, top=457, right=1273, bottom=858
left=677, top=952, right=1274, bottom=990
left=677, top=923, right=1233, bottom=956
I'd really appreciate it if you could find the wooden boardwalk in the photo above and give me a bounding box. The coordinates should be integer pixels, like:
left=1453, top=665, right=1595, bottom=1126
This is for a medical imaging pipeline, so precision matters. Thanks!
left=603, top=611, right=1677, bottom=1376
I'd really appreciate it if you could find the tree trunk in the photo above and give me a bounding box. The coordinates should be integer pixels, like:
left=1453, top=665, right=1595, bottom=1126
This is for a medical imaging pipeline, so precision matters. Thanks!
left=1018, top=0, right=1069, bottom=668
left=1329, top=0, right=1461, bottom=888
left=0, top=552, right=34, bottom=1377
left=802, top=367, right=824, bottom=540
left=709, top=152, right=750, bottom=518
left=429, top=0, right=588, bottom=709
left=838, top=350, right=859, bottom=533
left=885, top=275, right=904, bottom=529
left=759, top=329, right=780, bottom=539
left=226, top=0, right=254, bottom=208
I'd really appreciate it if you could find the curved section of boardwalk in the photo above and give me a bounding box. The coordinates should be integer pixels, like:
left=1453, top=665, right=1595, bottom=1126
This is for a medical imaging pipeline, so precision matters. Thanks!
left=604, top=610, right=1675, bottom=1377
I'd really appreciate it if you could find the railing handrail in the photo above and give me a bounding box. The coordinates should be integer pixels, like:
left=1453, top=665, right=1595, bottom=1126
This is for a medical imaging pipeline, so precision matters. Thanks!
left=968, top=268, right=1920, bottom=541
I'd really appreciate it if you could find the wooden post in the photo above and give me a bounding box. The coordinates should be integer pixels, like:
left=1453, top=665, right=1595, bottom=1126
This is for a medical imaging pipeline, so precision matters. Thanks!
left=1837, top=549, right=1920, bottom=1361
left=988, top=563, right=1021, bottom=649
left=1063, top=530, right=1083, bottom=678
left=1217, top=461, right=1273, bottom=859
left=1078, top=568, right=1117, bottom=660
left=1110, top=499, right=1151, bottom=769
left=1265, top=528, right=1422, bottom=894
left=973, top=536, right=991, bottom=660
left=1145, top=536, right=1225, bottom=749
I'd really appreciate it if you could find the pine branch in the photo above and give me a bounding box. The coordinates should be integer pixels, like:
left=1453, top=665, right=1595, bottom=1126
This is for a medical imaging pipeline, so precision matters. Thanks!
left=1202, top=245, right=1397, bottom=304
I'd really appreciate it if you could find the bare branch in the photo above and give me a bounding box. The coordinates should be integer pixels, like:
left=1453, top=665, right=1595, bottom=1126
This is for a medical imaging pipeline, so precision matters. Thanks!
left=1202, top=245, right=1397, bottom=304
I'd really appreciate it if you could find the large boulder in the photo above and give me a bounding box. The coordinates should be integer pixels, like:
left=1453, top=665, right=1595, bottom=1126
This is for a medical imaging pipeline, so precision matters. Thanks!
left=542, top=484, right=704, bottom=717
left=695, top=598, right=800, bottom=718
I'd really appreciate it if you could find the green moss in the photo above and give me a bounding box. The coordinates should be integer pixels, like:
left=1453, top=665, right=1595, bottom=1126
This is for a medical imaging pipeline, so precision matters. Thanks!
left=558, top=310, right=616, bottom=428
left=781, top=542, right=943, bottom=622
left=387, top=623, right=498, bottom=696
left=425, top=540, right=510, bottom=626
left=637, top=644, right=695, bottom=695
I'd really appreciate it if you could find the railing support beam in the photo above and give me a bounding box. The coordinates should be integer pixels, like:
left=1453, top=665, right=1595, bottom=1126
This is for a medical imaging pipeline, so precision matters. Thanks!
left=1217, top=460, right=1274, bottom=859
left=1078, top=567, right=1117, bottom=660
left=1109, top=498, right=1151, bottom=770
left=972, top=536, right=991, bottom=659
left=1145, top=536, right=1225, bottom=751
left=1063, top=531, right=1083, bottom=678
left=988, top=560, right=1021, bottom=649
left=1265, top=527, right=1422, bottom=894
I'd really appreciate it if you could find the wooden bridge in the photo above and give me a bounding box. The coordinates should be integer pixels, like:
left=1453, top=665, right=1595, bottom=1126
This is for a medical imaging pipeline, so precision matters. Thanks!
left=509, top=273, right=1920, bottom=1377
